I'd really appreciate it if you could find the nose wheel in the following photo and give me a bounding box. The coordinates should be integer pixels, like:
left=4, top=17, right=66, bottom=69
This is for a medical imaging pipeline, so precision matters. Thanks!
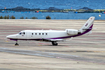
left=15, top=41, right=19, bottom=46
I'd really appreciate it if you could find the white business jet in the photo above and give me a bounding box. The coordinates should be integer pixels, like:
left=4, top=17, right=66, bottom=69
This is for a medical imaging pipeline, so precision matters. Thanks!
left=6, top=16, right=95, bottom=46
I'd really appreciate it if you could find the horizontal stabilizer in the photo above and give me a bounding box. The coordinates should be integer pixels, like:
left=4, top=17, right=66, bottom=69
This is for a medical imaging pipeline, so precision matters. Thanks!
left=82, top=28, right=92, bottom=30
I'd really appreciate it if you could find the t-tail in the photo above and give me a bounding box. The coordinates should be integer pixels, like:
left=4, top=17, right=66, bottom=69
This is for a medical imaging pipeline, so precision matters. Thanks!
left=78, top=16, right=95, bottom=34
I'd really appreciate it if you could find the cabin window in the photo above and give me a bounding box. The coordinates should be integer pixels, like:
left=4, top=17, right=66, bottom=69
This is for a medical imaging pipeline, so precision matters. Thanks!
left=35, top=33, right=37, bottom=35
left=39, top=33, right=41, bottom=35
left=42, top=33, right=44, bottom=35
left=46, top=33, right=47, bottom=35
left=32, top=33, right=33, bottom=35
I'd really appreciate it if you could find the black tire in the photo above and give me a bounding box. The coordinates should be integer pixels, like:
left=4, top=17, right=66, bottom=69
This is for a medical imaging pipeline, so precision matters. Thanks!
left=52, top=41, right=58, bottom=46
left=15, top=43, right=19, bottom=46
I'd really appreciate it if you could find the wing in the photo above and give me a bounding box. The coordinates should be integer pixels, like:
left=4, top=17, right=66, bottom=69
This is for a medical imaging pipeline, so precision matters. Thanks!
left=42, top=38, right=64, bottom=42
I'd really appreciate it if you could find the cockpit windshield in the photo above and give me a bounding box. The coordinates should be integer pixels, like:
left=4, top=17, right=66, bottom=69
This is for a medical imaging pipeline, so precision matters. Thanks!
left=19, top=32, right=22, bottom=35
left=19, top=32, right=25, bottom=35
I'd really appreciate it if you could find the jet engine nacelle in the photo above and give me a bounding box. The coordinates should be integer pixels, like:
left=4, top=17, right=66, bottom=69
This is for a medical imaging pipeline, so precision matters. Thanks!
left=66, top=29, right=78, bottom=35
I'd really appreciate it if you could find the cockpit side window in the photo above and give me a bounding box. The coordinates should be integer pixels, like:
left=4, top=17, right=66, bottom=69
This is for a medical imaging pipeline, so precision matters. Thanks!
left=23, top=32, right=25, bottom=34
left=19, top=32, right=25, bottom=35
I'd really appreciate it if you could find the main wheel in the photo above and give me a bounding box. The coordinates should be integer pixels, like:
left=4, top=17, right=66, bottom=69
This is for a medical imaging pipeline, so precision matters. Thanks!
left=52, top=41, right=58, bottom=46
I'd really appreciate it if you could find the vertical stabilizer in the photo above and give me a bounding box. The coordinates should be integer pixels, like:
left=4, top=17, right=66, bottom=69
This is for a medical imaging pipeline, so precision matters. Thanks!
left=79, top=16, right=95, bottom=33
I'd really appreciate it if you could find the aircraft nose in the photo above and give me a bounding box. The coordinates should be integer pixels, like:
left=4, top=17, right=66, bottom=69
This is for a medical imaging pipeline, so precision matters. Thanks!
left=6, top=35, right=13, bottom=39
left=6, top=34, right=17, bottom=39
left=6, top=35, right=10, bottom=39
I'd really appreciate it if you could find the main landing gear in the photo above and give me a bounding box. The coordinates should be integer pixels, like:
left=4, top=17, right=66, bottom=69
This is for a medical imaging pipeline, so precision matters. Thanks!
left=52, top=41, right=58, bottom=46
left=15, top=41, right=19, bottom=46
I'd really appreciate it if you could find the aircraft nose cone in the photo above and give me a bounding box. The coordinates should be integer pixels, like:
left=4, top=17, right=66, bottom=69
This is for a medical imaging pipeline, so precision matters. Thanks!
left=6, top=35, right=11, bottom=39
left=6, top=34, right=17, bottom=39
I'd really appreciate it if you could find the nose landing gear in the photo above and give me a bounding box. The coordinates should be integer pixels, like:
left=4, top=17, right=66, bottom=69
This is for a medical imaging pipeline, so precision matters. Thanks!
left=15, top=41, right=19, bottom=46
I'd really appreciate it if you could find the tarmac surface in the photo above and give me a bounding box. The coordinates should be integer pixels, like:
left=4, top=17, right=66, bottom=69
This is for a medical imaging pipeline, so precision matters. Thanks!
left=0, top=19, right=105, bottom=70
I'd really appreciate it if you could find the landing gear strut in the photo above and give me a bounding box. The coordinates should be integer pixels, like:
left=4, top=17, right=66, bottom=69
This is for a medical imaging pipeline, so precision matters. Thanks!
left=15, top=41, right=19, bottom=46
left=52, top=41, right=58, bottom=46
